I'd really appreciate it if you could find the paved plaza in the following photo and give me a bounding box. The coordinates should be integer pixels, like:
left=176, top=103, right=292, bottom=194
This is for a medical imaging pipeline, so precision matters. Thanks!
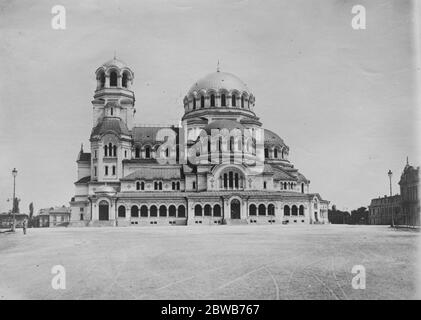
left=0, top=225, right=419, bottom=300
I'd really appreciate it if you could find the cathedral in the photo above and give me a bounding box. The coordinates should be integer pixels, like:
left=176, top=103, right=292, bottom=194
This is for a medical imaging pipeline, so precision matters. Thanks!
left=69, top=58, right=329, bottom=226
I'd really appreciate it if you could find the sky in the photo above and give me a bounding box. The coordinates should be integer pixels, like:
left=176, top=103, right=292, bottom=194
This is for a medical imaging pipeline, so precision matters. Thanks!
left=0, top=0, right=419, bottom=214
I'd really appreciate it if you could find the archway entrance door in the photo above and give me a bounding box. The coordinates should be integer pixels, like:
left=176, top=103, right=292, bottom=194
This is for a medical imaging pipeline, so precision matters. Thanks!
left=99, top=201, right=109, bottom=221
left=230, top=199, right=241, bottom=219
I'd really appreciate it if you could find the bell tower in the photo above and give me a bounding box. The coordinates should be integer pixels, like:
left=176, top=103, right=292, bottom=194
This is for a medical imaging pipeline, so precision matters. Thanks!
left=92, top=57, right=135, bottom=130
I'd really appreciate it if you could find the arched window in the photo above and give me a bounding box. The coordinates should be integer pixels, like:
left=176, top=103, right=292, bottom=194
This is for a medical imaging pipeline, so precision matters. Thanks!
left=145, top=146, right=151, bottom=159
left=104, top=145, right=108, bottom=157
left=158, top=182, right=163, bottom=190
left=136, top=182, right=140, bottom=190
left=178, top=205, right=186, bottom=217
left=268, top=204, right=275, bottom=216
left=141, top=181, right=145, bottom=190
left=204, top=204, right=212, bottom=216
left=172, top=182, right=175, bottom=190
left=241, top=96, right=244, bottom=108
left=283, top=182, right=287, bottom=190
left=154, top=182, right=158, bottom=190
left=193, top=98, right=196, bottom=109
left=131, top=206, right=139, bottom=217
left=165, top=148, right=169, bottom=158
left=176, top=182, right=180, bottom=190
left=249, top=204, right=257, bottom=216
left=299, top=205, right=304, bottom=216
left=113, top=145, right=117, bottom=157
left=99, top=71, right=105, bottom=89
left=194, top=204, right=202, bottom=216
left=110, top=71, right=118, bottom=87
left=169, top=205, right=176, bottom=217
left=140, top=205, right=148, bottom=217
left=221, top=94, right=226, bottom=107
left=118, top=206, right=126, bottom=218
left=301, top=183, right=304, bottom=193
left=112, top=165, right=116, bottom=175
left=274, top=148, right=278, bottom=158
left=292, top=205, right=298, bottom=216
left=231, top=94, right=236, bottom=106
left=200, top=96, right=205, bottom=108
left=258, top=204, right=266, bottom=216
left=284, top=205, right=290, bottom=216
left=150, top=205, right=157, bottom=217
left=135, top=147, right=140, bottom=158
left=110, top=108, right=113, bottom=116
left=210, top=94, right=215, bottom=107
left=213, top=204, right=221, bottom=217
left=263, top=181, right=267, bottom=189
left=122, top=72, right=128, bottom=88
left=159, top=205, right=167, bottom=217
left=264, top=148, right=269, bottom=158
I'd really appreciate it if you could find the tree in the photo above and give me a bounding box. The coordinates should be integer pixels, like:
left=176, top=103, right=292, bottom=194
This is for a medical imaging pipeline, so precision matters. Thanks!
left=12, top=198, right=20, bottom=213
left=29, top=202, right=34, bottom=218
left=350, top=207, right=369, bottom=225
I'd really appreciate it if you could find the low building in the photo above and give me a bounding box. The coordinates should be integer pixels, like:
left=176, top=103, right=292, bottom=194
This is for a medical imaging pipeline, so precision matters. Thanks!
left=368, top=195, right=402, bottom=225
left=368, top=159, right=420, bottom=226
left=0, top=213, right=29, bottom=228
left=33, top=206, right=71, bottom=227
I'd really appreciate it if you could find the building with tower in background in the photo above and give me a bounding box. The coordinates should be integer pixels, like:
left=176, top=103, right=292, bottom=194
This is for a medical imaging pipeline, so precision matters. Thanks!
left=368, top=159, right=420, bottom=226
left=69, top=57, right=329, bottom=226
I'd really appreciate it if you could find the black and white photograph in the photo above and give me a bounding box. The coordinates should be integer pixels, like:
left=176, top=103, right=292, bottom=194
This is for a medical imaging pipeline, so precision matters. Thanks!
left=0, top=0, right=420, bottom=309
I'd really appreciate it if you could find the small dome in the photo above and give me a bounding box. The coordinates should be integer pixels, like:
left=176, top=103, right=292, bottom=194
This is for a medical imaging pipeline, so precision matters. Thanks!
left=202, top=120, right=245, bottom=135
left=188, top=71, right=251, bottom=96
left=264, top=129, right=286, bottom=147
left=102, top=57, right=128, bottom=69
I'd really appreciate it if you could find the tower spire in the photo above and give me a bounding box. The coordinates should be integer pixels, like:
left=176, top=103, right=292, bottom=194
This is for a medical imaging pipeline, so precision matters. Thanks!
left=217, top=59, right=220, bottom=72
left=406, top=156, right=409, bottom=166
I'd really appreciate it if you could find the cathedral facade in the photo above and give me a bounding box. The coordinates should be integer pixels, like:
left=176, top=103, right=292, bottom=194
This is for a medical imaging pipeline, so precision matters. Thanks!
left=69, top=58, right=329, bottom=226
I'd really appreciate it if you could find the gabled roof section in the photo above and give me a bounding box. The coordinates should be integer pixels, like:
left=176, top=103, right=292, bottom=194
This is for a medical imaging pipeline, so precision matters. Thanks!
left=270, top=164, right=297, bottom=181
left=132, top=126, right=178, bottom=144
left=77, top=152, right=91, bottom=162
left=91, top=117, right=130, bottom=139
left=122, top=167, right=181, bottom=180
left=75, top=176, right=91, bottom=184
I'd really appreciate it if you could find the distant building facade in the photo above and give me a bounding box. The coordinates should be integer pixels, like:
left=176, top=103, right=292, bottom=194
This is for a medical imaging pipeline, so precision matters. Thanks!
left=0, top=213, right=29, bottom=228
left=368, top=195, right=402, bottom=225
left=369, top=160, right=420, bottom=226
left=399, top=162, right=420, bottom=226
left=34, top=206, right=71, bottom=227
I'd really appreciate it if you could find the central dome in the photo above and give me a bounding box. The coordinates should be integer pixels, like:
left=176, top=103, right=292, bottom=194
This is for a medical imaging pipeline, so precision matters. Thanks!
left=188, top=71, right=251, bottom=95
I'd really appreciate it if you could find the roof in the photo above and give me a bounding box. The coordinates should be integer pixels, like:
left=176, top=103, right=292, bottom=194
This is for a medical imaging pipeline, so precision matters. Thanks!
left=188, top=71, right=251, bottom=95
left=122, top=167, right=182, bottom=180
left=77, top=152, right=91, bottom=162
left=132, top=126, right=178, bottom=144
left=102, top=58, right=129, bottom=69
left=75, top=176, right=90, bottom=184
left=203, top=120, right=245, bottom=134
left=266, top=164, right=297, bottom=181
left=91, top=117, right=130, bottom=138
left=264, top=129, right=286, bottom=147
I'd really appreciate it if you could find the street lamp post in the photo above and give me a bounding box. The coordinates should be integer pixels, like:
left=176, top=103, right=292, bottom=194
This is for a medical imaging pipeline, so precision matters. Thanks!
left=11, top=168, right=17, bottom=232
left=388, top=169, right=394, bottom=227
